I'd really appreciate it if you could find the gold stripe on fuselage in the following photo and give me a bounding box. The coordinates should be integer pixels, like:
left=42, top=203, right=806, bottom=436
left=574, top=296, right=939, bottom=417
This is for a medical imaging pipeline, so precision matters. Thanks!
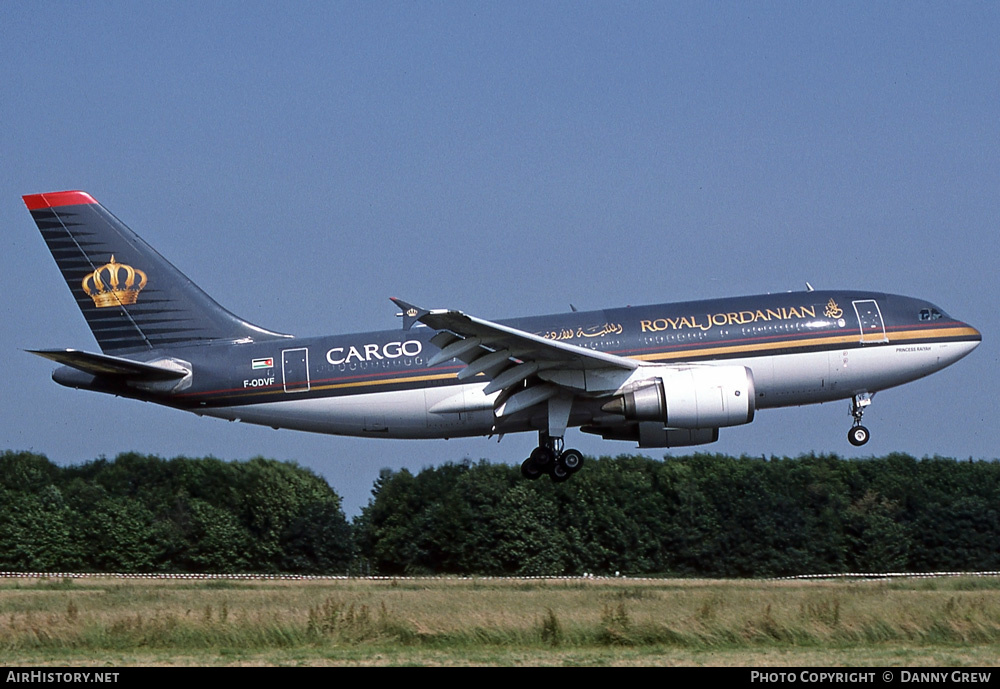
left=200, top=371, right=460, bottom=401
left=200, top=325, right=978, bottom=402
left=633, top=325, right=979, bottom=363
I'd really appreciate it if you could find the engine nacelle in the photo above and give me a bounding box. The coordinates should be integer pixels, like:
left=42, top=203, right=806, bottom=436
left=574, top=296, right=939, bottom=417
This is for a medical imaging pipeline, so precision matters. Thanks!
left=583, top=423, right=720, bottom=448
left=602, top=365, right=755, bottom=429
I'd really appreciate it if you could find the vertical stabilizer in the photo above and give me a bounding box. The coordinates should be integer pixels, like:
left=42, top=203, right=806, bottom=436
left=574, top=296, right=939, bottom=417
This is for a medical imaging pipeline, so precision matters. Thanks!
left=24, top=191, right=288, bottom=353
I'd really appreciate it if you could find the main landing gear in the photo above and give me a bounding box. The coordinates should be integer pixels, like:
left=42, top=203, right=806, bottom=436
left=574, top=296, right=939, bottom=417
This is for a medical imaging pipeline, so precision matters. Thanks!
left=847, top=392, right=872, bottom=446
left=520, top=434, right=585, bottom=483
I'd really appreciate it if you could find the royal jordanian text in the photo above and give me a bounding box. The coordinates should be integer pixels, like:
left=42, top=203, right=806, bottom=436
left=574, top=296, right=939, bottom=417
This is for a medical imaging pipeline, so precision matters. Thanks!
left=640, top=305, right=818, bottom=333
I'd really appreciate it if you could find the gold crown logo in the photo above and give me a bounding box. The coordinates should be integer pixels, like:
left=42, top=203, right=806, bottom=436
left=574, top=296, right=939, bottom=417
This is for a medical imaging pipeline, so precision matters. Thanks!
left=82, top=256, right=147, bottom=308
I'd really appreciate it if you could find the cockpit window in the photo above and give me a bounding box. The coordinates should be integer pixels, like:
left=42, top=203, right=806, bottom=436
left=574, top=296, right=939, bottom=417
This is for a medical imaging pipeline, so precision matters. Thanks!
left=919, top=308, right=943, bottom=321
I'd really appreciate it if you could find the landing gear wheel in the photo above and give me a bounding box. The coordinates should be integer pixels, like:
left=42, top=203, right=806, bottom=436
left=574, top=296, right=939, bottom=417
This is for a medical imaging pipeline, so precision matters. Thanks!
left=529, top=446, right=555, bottom=468
left=550, top=461, right=571, bottom=483
left=848, top=425, right=870, bottom=446
left=525, top=433, right=583, bottom=482
left=560, top=449, right=584, bottom=474
left=846, top=393, right=873, bottom=447
left=521, top=457, right=543, bottom=480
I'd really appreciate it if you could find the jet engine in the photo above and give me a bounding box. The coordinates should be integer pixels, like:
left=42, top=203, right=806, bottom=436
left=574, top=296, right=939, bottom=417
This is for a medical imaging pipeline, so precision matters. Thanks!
left=601, top=365, right=755, bottom=429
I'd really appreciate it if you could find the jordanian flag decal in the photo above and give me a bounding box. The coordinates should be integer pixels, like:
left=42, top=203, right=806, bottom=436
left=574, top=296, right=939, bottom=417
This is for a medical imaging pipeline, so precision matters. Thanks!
left=252, top=357, right=274, bottom=369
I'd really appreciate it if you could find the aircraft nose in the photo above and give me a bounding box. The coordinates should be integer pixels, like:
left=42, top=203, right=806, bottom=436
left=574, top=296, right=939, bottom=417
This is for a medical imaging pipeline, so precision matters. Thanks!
left=966, top=323, right=983, bottom=344
left=951, top=320, right=982, bottom=362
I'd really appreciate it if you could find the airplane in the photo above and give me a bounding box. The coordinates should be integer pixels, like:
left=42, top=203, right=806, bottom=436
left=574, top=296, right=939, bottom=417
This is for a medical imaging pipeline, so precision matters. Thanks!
left=23, top=190, right=982, bottom=482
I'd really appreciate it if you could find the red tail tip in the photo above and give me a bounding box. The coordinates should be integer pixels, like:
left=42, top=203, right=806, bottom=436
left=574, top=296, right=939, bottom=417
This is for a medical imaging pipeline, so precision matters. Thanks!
left=22, top=190, right=98, bottom=211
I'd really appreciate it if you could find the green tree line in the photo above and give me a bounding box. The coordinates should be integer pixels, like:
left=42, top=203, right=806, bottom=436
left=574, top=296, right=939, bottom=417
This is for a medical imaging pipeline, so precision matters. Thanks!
left=1, top=450, right=997, bottom=577
left=0, top=451, right=353, bottom=573
left=355, top=453, right=1000, bottom=577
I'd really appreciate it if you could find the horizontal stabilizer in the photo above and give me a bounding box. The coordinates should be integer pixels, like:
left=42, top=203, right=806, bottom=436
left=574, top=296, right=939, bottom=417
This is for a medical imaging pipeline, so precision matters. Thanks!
left=28, top=349, right=188, bottom=381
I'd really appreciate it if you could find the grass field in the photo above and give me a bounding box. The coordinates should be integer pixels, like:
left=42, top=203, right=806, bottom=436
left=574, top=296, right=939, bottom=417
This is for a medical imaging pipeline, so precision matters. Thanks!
left=1, top=575, right=998, bottom=666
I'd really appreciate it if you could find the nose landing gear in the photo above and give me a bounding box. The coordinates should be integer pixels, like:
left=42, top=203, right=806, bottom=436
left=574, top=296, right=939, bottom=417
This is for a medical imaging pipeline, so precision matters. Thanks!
left=520, top=434, right=585, bottom=482
left=848, top=425, right=870, bottom=446
left=847, top=392, right=872, bottom=446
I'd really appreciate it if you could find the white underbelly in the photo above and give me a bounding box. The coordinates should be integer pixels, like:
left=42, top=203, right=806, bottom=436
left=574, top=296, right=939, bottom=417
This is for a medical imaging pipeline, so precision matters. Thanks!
left=750, top=339, right=979, bottom=408
left=197, top=385, right=497, bottom=439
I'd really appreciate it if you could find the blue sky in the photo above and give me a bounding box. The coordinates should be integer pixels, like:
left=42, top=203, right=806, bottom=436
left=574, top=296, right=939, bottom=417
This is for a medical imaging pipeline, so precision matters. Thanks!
left=2, top=2, right=997, bottom=516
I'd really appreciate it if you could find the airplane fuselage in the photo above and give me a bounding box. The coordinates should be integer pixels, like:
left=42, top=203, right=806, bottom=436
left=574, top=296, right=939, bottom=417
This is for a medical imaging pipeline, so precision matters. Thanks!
left=54, top=289, right=978, bottom=443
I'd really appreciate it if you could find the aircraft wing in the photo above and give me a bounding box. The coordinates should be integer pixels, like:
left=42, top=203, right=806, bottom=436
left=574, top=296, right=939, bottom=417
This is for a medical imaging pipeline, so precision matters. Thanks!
left=27, top=349, right=189, bottom=381
left=392, top=298, right=640, bottom=419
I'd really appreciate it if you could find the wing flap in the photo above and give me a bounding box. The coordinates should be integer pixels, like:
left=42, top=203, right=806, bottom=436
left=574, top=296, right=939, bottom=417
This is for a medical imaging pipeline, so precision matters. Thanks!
left=391, top=298, right=641, bottom=420
left=392, top=298, right=640, bottom=372
left=482, top=361, right=540, bottom=395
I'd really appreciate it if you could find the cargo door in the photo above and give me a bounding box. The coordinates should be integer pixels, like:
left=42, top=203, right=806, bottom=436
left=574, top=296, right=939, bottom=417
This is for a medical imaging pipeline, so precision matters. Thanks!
left=852, top=300, right=887, bottom=344
left=281, top=347, right=311, bottom=393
